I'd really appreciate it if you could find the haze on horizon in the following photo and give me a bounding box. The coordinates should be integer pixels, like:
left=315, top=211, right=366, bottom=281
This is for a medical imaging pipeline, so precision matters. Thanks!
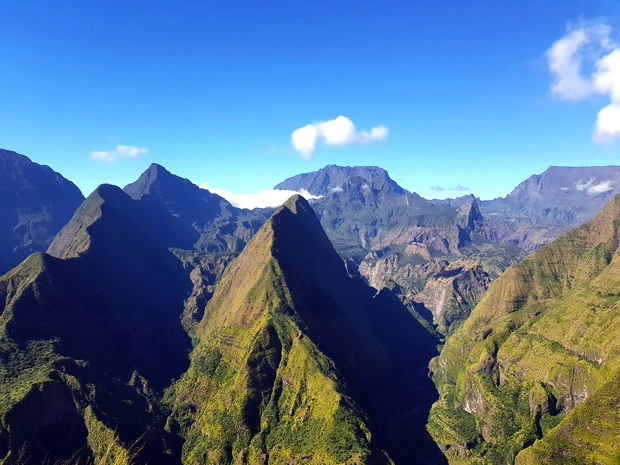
left=1, top=0, right=620, bottom=206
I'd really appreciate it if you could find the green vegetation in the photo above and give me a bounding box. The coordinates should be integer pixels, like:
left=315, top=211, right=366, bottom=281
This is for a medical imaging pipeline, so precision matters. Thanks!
left=169, top=208, right=386, bottom=464
left=428, top=195, right=620, bottom=464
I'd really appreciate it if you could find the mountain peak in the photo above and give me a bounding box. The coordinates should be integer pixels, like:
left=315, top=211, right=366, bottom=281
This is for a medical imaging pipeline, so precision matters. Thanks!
left=0, top=148, right=84, bottom=273
left=91, top=183, right=128, bottom=202
left=144, top=162, right=173, bottom=178
left=457, top=198, right=484, bottom=231
left=279, top=193, right=312, bottom=215
left=123, top=163, right=185, bottom=199
left=274, top=164, right=403, bottom=196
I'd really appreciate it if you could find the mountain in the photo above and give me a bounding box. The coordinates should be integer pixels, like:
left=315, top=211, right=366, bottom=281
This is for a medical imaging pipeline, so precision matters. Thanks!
left=169, top=195, right=444, bottom=464
left=275, top=165, right=451, bottom=258
left=275, top=164, right=405, bottom=197
left=275, top=165, right=523, bottom=334
left=124, top=163, right=268, bottom=253
left=428, top=193, right=620, bottom=464
left=0, top=184, right=196, bottom=463
left=479, top=165, right=620, bottom=251
left=0, top=149, right=84, bottom=274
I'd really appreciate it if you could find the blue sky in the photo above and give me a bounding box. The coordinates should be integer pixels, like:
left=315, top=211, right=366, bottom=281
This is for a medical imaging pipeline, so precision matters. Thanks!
left=1, top=1, right=620, bottom=204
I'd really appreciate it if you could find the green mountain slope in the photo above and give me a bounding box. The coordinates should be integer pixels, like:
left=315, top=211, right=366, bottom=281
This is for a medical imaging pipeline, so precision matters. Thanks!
left=428, top=194, right=620, bottom=464
left=169, top=195, right=443, bottom=465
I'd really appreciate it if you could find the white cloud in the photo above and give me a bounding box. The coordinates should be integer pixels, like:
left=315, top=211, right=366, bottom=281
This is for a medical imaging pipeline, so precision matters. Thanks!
left=431, top=184, right=470, bottom=192
left=291, top=116, right=388, bottom=159
left=547, top=21, right=620, bottom=143
left=199, top=182, right=322, bottom=209
left=574, top=177, right=615, bottom=195
left=90, top=145, right=148, bottom=163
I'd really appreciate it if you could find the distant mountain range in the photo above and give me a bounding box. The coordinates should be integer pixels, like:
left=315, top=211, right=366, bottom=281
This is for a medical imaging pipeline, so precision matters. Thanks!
left=435, top=165, right=620, bottom=251
left=276, top=164, right=620, bottom=333
left=1, top=151, right=619, bottom=335
left=1, top=148, right=620, bottom=464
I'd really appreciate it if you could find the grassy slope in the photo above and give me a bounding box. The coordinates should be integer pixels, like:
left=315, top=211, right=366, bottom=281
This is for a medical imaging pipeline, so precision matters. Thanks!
left=428, top=195, right=620, bottom=464
left=170, top=198, right=388, bottom=465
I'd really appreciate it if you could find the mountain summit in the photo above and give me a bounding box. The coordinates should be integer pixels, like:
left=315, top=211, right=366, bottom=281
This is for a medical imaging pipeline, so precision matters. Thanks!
left=171, top=194, right=442, bottom=464
left=0, top=149, right=84, bottom=274
left=479, top=165, right=620, bottom=251
left=124, top=163, right=268, bottom=252
left=275, top=164, right=404, bottom=196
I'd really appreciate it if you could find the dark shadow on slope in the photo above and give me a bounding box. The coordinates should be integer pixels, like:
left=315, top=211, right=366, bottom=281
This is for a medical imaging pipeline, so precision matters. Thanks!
left=410, top=300, right=436, bottom=325
left=269, top=196, right=448, bottom=464
left=368, top=288, right=448, bottom=465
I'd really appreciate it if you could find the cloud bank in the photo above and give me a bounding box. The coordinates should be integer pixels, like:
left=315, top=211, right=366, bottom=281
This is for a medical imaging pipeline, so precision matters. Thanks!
left=291, top=116, right=388, bottom=159
left=90, top=145, right=148, bottom=163
left=430, top=184, right=470, bottom=192
left=547, top=21, right=620, bottom=143
left=200, top=182, right=322, bottom=209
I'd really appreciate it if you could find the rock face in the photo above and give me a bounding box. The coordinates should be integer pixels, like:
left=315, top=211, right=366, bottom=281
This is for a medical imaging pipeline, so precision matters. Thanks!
left=479, top=165, right=620, bottom=251
left=0, top=149, right=84, bottom=274
left=276, top=165, right=523, bottom=334
left=170, top=195, right=444, bottom=464
left=428, top=193, right=620, bottom=464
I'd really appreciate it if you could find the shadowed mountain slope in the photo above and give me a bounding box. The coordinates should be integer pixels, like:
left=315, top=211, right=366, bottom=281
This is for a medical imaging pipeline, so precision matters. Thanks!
left=0, top=149, right=84, bottom=274
left=0, top=184, right=195, bottom=464
left=428, top=193, right=620, bottom=464
left=170, top=195, right=445, bottom=465
left=124, top=163, right=268, bottom=253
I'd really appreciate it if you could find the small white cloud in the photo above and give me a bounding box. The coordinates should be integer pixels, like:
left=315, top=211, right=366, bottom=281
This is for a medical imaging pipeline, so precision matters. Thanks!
left=291, top=116, right=388, bottom=159
left=328, top=186, right=344, bottom=194
left=547, top=21, right=620, bottom=143
left=199, top=183, right=322, bottom=209
left=574, top=177, right=615, bottom=195
left=90, top=145, right=148, bottom=163
left=430, top=184, right=470, bottom=192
